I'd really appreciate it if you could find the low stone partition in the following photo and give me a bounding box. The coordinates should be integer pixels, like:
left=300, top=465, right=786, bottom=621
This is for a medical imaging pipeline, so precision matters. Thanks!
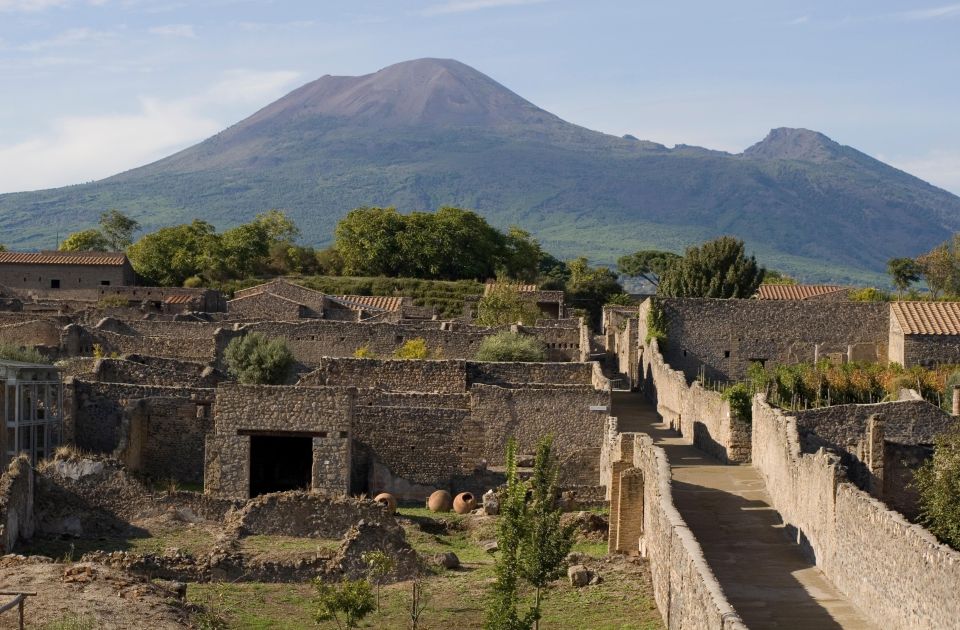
left=0, top=456, right=34, bottom=553
left=752, top=396, right=960, bottom=629
left=93, top=357, right=220, bottom=388
left=468, top=361, right=593, bottom=387
left=644, top=338, right=750, bottom=464
left=607, top=432, right=745, bottom=630
left=224, top=492, right=393, bottom=538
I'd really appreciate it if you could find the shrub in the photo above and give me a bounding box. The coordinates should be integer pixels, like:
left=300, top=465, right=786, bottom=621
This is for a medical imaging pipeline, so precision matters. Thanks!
left=0, top=342, right=48, bottom=364
left=95, top=295, right=129, bottom=309
left=849, top=287, right=890, bottom=302
left=393, top=338, right=429, bottom=360
left=314, top=578, right=375, bottom=628
left=475, top=332, right=547, bottom=362
left=353, top=345, right=375, bottom=359
left=224, top=332, right=294, bottom=384
left=183, top=275, right=204, bottom=288
left=475, top=283, right=541, bottom=326
left=914, top=428, right=960, bottom=549
left=721, top=382, right=753, bottom=423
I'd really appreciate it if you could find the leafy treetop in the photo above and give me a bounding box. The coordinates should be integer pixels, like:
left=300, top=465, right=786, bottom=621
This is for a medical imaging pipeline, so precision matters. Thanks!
left=657, top=236, right=764, bottom=298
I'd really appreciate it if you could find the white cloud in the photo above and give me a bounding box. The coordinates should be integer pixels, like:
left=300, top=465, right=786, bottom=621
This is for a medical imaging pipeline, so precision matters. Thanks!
left=148, top=23, right=196, bottom=38
left=0, top=68, right=300, bottom=193
left=786, top=16, right=809, bottom=25
left=0, top=0, right=105, bottom=11
left=899, top=3, right=960, bottom=20
left=422, top=0, right=549, bottom=17
left=885, top=150, right=960, bottom=195
left=19, top=27, right=116, bottom=51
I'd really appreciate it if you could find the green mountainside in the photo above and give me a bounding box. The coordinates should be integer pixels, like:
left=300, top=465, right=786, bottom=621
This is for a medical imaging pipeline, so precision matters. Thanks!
left=1, top=58, right=958, bottom=284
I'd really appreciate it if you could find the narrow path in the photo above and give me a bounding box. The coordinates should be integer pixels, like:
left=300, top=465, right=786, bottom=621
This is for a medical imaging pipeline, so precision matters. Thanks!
left=612, top=392, right=876, bottom=630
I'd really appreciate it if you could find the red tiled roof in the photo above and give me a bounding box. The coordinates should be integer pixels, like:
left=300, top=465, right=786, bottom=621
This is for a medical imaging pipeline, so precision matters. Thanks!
left=0, top=251, right=127, bottom=266
left=755, top=284, right=847, bottom=300
left=164, top=294, right=195, bottom=305
left=484, top=282, right=538, bottom=295
left=891, top=302, right=960, bottom=335
left=332, top=295, right=405, bottom=312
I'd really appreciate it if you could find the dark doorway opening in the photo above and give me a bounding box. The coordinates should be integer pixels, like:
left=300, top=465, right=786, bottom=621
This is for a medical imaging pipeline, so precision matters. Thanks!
left=249, top=434, right=312, bottom=497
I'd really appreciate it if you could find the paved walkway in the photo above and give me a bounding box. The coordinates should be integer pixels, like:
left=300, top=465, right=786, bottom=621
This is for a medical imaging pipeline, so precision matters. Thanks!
left=612, top=392, right=876, bottom=630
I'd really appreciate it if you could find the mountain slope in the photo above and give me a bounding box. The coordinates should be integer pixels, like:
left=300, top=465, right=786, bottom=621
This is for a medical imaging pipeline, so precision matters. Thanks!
left=1, top=58, right=958, bottom=283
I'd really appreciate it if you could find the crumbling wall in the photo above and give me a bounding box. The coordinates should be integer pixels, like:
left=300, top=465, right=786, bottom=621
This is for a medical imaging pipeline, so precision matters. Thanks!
left=752, top=396, right=960, bottom=629
left=227, top=292, right=315, bottom=320
left=93, top=357, right=221, bottom=388
left=659, top=298, right=889, bottom=381
left=301, top=358, right=467, bottom=392
left=467, top=361, right=593, bottom=387
left=0, top=456, right=34, bottom=553
left=86, top=328, right=216, bottom=362
left=224, top=493, right=392, bottom=538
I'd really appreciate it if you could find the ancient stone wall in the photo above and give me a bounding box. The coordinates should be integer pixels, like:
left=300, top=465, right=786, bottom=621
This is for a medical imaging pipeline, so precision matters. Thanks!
left=86, top=328, right=217, bottom=362
left=467, top=361, right=593, bottom=387
left=903, top=334, right=960, bottom=367
left=354, top=389, right=470, bottom=410
left=93, top=357, right=220, bottom=388
left=300, top=358, right=467, bottom=393
left=69, top=379, right=212, bottom=456
left=752, top=396, right=960, bottom=629
left=659, top=298, right=889, bottom=381
left=205, top=385, right=353, bottom=501
left=0, top=318, right=62, bottom=349
left=224, top=493, right=391, bottom=538
left=518, top=324, right=582, bottom=361
left=470, top=384, right=608, bottom=472
left=642, top=337, right=751, bottom=464
left=606, top=432, right=746, bottom=630
left=0, top=455, right=34, bottom=553
left=602, top=306, right=640, bottom=387
left=227, top=292, right=314, bottom=320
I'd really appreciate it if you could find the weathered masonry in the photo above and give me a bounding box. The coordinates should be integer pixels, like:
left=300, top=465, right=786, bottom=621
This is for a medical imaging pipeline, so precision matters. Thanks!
left=0, top=360, right=63, bottom=469
left=204, top=385, right=353, bottom=501
left=889, top=301, right=960, bottom=367
left=0, top=251, right=135, bottom=292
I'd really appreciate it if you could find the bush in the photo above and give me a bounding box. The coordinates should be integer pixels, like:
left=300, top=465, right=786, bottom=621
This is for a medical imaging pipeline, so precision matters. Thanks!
left=224, top=333, right=294, bottom=384
left=314, top=578, right=375, bottom=628
left=353, top=345, right=375, bottom=359
left=645, top=300, right=667, bottom=346
left=95, top=295, right=129, bottom=309
left=849, top=287, right=890, bottom=302
left=914, top=428, right=960, bottom=549
left=393, top=338, right=429, bottom=360
left=475, top=331, right=547, bottom=362
left=475, top=283, right=541, bottom=326
left=183, top=275, right=204, bottom=288
left=0, top=342, right=48, bottom=364
left=721, top=382, right=753, bottom=423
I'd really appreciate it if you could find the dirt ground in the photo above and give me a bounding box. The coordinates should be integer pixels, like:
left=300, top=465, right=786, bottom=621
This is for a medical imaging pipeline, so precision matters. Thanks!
left=0, top=556, right=189, bottom=629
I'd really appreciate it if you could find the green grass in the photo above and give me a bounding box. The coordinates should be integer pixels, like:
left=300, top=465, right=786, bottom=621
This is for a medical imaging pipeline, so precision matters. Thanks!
left=239, top=535, right=342, bottom=556
left=21, top=525, right=217, bottom=560
left=187, top=513, right=662, bottom=629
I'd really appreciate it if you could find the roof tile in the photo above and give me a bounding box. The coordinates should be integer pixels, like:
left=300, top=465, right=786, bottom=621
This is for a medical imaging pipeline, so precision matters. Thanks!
left=0, top=251, right=127, bottom=266
left=892, top=302, right=960, bottom=335
left=756, top=284, right=847, bottom=300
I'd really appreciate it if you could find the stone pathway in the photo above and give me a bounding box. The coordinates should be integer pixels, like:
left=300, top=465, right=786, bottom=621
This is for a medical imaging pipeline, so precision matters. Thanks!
left=612, top=392, right=876, bottom=630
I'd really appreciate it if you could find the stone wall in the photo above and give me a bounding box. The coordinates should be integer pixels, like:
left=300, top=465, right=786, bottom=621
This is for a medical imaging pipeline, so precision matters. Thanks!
left=0, top=318, right=62, bottom=350
left=0, top=455, right=34, bottom=553
left=93, top=357, right=221, bottom=388
left=301, top=358, right=467, bottom=393
left=903, top=334, right=960, bottom=367
left=605, top=432, right=746, bottom=630
left=68, top=379, right=212, bottom=456
left=227, top=292, right=315, bottom=320
left=659, top=298, right=889, bottom=381
left=752, top=396, right=960, bottom=629
left=642, top=335, right=751, bottom=464
left=204, top=385, right=353, bottom=501
left=602, top=306, right=640, bottom=387
left=354, top=389, right=470, bottom=410
left=467, top=361, right=593, bottom=387
left=86, top=328, right=217, bottom=362
left=224, top=493, right=392, bottom=538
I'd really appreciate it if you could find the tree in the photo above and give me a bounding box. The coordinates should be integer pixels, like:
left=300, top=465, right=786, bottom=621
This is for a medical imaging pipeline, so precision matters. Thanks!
left=59, top=229, right=110, bottom=252
left=657, top=236, right=764, bottom=298
left=475, top=284, right=542, bottom=326
left=475, top=332, right=547, bottom=362
left=363, top=551, right=394, bottom=611
left=485, top=438, right=535, bottom=630
left=887, top=258, right=922, bottom=298
left=916, top=238, right=960, bottom=299
left=565, top=257, right=624, bottom=327
left=517, top=437, right=576, bottom=630
left=224, top=333, right=294, bottom=385
left=502, top=226, right=544, bottom=283
left=914, top=428, right=960, bottom=549
left=335, top=207, right=407, bottom=277
left=616, top=250, right=680, bottom=287
left=314, top=578, right=375, bottom=629
left=99, top=210, right=140, bottom=250
left=127, top=220, right=223, bottom=286
left=761, top=270, right=797, bottom=285
left=485, top=437, right=574, bottom=630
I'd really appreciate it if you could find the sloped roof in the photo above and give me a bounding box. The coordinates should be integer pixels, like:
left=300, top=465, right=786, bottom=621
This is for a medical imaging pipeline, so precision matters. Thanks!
left=484, top=281, right=538, bottom=295
left=891, top=301, right=960, bottom=335
left=164, top=294, right=195, bottom=305
left=0, top=251, right=128, bottom=266
left=755, top=284, right=847, bottom=300
left=329, top=295, right=405, bottom=312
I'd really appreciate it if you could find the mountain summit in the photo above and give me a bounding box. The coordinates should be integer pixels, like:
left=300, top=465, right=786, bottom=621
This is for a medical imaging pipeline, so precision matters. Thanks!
left=241, top=58, right=562, bottom=130
left=0, top=58, right=958, bottom=283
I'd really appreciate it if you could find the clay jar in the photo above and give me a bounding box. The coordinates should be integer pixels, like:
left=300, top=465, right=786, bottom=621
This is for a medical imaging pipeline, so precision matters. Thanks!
left=427, top=490, right=453, bottom=512
left=373, top=492, right=397, bottom=514
left=453, top=492, right=477, bottom=514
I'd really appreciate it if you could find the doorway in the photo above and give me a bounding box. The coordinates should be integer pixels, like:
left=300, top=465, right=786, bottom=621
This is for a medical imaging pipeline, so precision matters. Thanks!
left=249, top=434, right=313, bottom=497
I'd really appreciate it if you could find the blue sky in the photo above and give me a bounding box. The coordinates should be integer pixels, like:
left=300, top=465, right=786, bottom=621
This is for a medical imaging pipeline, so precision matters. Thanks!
left=0, top=0, right=958, bottom=194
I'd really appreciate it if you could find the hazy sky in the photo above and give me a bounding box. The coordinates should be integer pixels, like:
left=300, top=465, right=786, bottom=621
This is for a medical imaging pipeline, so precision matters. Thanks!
left=1, top=0, right=958, bottom=194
